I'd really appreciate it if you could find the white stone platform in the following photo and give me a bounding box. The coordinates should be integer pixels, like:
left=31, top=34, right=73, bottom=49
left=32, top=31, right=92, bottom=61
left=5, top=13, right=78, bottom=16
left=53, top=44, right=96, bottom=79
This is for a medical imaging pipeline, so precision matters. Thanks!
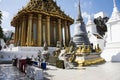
left=0, top=47, right=56, bottom=61
left=101, top=42, right=120, bottom=61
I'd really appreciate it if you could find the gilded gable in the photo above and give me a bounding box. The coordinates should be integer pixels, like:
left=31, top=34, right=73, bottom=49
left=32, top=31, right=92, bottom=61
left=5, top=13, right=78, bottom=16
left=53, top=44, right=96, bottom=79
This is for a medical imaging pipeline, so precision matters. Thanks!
left=11, top=0, right=74, bottom=26
left=25, top=0, right=67, bottom=17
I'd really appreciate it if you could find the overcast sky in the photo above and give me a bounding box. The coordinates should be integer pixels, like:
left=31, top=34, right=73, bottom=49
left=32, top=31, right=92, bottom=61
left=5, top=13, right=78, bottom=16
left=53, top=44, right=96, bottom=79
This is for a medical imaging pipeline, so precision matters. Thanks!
left=0, top=0, right=120, bottom=36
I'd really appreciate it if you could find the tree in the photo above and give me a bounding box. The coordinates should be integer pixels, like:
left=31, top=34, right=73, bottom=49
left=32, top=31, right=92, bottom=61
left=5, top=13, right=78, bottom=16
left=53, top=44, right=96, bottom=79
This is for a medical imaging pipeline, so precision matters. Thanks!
left=0, top=11, right=2, bottom=24
left=0, top=11, right=4, bottom=38
left=94, top=16, right=109, bottom=37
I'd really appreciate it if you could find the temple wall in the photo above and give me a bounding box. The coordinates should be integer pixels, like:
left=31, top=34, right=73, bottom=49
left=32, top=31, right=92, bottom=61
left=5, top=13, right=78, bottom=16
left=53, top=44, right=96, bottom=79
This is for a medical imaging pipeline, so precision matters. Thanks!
left=0, top=47, right=56, bottom=61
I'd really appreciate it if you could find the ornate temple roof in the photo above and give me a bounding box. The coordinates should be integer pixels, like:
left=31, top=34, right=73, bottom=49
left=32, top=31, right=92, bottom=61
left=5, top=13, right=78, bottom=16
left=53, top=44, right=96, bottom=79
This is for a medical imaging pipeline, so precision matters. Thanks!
left=107, top=0, right=120, bottom=23
left=11, top=0, right=74, bottom=26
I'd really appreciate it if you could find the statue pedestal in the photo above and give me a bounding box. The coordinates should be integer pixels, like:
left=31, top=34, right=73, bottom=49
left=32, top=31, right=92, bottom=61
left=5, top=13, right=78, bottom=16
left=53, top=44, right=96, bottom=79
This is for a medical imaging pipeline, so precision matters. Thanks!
left=101, top=42, right=120, bottom=61
left=75, top=53, right=105, bottom=66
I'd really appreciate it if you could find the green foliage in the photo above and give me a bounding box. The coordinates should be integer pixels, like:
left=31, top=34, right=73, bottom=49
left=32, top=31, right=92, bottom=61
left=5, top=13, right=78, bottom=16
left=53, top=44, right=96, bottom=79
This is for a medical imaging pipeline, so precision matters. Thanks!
left=0, top=11, right=4, bottom=38
left=0, top=11, right=2, bottom=24
left=0, top=27, right=3, bottom=38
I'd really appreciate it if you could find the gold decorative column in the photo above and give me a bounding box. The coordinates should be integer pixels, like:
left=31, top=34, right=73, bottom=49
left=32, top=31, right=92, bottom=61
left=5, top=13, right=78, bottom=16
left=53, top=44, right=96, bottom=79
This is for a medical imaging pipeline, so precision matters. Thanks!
left=21, top=16, right=25, bottom=46
left=19, top=21, right=22, bottom=46
left=68, top=23, right=71, bottom=43
left=15, top=26, right=17, bottom=45
left=16, top=25, right=19, bottom=42
left=14, top=25, right=17, bottom=45
left=26, top=20, right=29, bottom=46
left=38, top=14, right=42, bottom=46
left=16, top=24, right=19, bottom=46
left=15, top=23, right=19, bottom=46
left=47, top=16, right=51, bottom=46
left=22, top=16, right=26, bottom=46
left=64, top=21, right=68, bottom=45
left=27, top=14, right=33, bottom=46
left=20, top=20, right=23, bottom=46
left=58, top=19, right=62, bottom=42
left=54, top=21, right=57, bottom=45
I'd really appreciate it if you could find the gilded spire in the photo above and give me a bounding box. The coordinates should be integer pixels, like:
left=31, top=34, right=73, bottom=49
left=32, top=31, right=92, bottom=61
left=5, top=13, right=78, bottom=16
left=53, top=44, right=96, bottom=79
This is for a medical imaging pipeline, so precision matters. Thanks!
left=76, top=0, right=83, bottom=22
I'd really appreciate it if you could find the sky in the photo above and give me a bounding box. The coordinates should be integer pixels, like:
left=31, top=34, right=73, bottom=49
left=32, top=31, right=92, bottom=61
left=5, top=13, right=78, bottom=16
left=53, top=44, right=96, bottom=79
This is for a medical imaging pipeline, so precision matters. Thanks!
left=0, top=0, right=120, bottom=37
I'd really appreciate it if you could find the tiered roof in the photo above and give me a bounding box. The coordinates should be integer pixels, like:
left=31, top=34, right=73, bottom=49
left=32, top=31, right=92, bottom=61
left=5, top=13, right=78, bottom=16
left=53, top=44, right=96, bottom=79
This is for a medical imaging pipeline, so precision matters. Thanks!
left=11, top=0, right=74, bottom=26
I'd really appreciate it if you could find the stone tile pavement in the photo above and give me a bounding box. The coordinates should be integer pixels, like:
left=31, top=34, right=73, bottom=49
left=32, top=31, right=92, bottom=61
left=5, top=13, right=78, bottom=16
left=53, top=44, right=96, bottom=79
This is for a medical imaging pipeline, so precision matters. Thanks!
left=0, top=64, right=29, bottom=80
left=44, top=62, right=120, bottom=80
left=0, top=62, right=120, bottom=80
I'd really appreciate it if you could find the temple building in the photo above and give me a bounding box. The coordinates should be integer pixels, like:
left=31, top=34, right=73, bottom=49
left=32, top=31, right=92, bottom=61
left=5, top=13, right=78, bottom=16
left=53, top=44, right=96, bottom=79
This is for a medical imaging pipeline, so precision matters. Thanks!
left=11, top=0, right=74, bottom=47
left=101, top=0, right=120, bottom=61
left=86, top=15, right=106, bottom=51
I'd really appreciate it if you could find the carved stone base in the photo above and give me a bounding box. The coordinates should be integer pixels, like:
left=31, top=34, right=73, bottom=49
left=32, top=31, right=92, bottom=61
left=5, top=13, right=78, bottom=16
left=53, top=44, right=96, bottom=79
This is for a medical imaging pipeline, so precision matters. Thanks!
left=75, top=54, right=105, bottom=66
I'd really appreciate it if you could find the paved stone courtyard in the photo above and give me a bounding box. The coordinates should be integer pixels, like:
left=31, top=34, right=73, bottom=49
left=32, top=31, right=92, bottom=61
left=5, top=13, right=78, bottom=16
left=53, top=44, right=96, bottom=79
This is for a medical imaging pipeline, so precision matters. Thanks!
left=0, top=62, right=120, bottom=80
left=0, top=64, right=28, bottom=80
left=45, top=62, right=120, bottom=80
